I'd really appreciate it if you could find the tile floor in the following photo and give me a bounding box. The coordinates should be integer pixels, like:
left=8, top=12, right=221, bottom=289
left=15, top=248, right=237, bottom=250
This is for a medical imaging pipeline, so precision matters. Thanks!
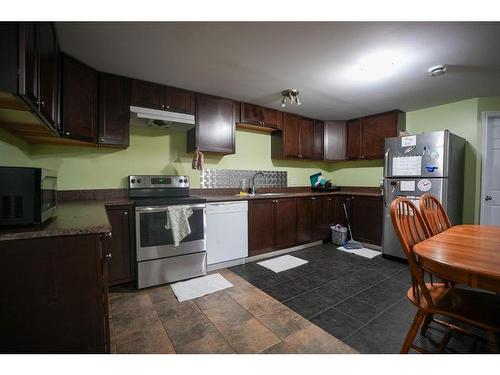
left=230, top=243, right=492, bottom=354
left=109, top=267, right=357, bottom=354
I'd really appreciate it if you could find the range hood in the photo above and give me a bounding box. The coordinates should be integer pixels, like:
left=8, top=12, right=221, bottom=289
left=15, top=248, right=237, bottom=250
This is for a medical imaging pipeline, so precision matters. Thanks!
left=130, top=105, right=195, bottom=131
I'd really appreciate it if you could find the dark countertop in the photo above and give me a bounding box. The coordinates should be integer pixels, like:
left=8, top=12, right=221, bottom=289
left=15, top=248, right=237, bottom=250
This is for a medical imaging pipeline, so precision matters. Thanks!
left=193, top=189, right=382, bottom=202
left=0, top=201, right=112, bottom=242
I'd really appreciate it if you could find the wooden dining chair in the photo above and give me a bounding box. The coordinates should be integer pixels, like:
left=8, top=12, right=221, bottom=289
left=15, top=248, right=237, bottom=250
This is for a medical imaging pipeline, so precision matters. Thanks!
left=419, top=193, right=453, bottom=236
left=391, top=198, right=500, bottom=353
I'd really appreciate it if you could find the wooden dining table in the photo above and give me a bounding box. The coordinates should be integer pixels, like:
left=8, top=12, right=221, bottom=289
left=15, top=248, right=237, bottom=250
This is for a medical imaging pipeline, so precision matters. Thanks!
left=413, top=225, right=500, bottom=293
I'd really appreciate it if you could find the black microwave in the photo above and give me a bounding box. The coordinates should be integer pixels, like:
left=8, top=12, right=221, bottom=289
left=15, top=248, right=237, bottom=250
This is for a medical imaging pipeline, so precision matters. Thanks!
left=0, top=167, right=57, bottom=226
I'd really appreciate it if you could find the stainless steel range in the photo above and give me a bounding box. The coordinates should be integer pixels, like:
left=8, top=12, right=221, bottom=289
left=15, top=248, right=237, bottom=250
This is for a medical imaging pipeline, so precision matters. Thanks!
left=129, top=175, right=207, bottom=289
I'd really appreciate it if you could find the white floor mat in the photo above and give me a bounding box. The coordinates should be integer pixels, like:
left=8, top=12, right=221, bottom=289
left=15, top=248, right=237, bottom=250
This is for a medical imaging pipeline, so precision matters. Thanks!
left=170, top=273, right=233, bottom=302
left=337, top=246, right=381, bottom=259
left=257, top=254, right=308, bottom=273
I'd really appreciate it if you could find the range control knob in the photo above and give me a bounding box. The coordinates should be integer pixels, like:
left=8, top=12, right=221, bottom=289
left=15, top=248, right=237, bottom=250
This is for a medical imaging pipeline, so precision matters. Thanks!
left=179, top=179, right=184, bottom=183
left=131, top=179, right=136, bottom=184
left=183, top=178, right=188, bottom=183
left=137, top=178, right=142, bottom=183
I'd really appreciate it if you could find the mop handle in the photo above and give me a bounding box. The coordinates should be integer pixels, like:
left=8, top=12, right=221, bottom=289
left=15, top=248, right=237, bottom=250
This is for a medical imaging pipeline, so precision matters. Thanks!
left=343, top=202, right=354, bottom=240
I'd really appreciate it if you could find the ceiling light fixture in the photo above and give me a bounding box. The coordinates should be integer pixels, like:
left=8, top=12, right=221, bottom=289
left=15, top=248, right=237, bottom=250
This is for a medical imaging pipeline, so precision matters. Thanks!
left=428, top=64, right=447, bottom=77
left=281, top=89, right=301, bottom=108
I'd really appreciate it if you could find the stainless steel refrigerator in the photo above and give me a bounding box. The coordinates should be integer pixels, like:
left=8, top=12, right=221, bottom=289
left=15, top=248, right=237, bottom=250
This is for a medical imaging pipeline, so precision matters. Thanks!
left=382, top=130, right=466, bottom=259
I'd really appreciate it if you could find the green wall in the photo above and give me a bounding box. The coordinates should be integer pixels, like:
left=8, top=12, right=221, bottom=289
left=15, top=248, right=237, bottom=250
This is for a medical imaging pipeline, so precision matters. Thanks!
left=0, top=126, right=330, bottom=190
left=2, top=96, right=500, bottom=223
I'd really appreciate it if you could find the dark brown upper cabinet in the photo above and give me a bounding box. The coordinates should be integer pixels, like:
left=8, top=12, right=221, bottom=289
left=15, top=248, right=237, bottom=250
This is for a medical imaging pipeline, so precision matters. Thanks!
left=240, top=102, right=280, bottom=129
left=187, top=94, right=236, bottom=154
left=7, top=22, right=60, bottom=133
left=61, top=54, right=98, bottom=143
left=346, top=110, right=402, bottom=160
left=130, top=79, right=194, bottom=114
left=17, top=23, right=38, bottom=104
left=361, top=110, right=401, bottom=159
left=130, top=79, right=164, bottom=110
left=37, top=23, right=60, bottom=130
left=346, top=118, right=362, bottom=160
left=283, top=113, right=301, bottom=158
left=298, top=117, right=314, bottom=159
left=272, top=113, right=316, bottom=160
left=98, top=73, right=130, bottom=147
left=313, top=120, right=325, bottom=160
left=164, top=86, right=195, bottom=114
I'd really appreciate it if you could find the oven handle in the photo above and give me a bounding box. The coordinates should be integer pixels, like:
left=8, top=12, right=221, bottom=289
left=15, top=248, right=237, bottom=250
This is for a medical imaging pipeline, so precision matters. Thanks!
left=135, top=204, right=206, bottom=213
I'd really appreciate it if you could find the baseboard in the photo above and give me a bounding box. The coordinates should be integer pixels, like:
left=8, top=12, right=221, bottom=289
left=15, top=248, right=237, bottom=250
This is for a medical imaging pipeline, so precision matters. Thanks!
left=207, top=258, right=246, bottom=272
left=245, top=241, right=323, bottom=263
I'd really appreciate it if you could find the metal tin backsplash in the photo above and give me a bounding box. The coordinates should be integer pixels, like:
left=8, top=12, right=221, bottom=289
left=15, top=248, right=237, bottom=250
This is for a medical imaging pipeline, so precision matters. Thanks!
left=200, top=169, right=287, bottom=189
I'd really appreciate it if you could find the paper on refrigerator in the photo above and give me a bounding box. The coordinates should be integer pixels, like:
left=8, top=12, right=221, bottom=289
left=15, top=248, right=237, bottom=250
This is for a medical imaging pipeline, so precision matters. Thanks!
left=392, top=156, right=422, bottom=176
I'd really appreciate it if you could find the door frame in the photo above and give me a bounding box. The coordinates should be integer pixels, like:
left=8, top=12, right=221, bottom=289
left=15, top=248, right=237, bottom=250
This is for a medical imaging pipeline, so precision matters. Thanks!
left=480, top=111, right=500, bottom=224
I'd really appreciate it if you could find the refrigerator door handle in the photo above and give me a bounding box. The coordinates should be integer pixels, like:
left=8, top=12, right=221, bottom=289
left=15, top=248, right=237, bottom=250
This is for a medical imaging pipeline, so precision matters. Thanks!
left=384, top=147, right=391, bottom=177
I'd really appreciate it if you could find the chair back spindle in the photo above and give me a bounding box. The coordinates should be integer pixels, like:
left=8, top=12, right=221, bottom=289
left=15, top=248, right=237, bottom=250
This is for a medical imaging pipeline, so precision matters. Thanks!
left=419, top=193, right=452, bottom=236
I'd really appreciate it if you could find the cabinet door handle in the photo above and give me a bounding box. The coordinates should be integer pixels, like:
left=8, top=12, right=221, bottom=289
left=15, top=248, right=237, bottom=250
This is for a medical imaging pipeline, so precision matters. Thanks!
left=123, top=211, right=128, bottom=215
left=65, top=132, right=70, bottom=136
left=99, top=137, right=104, bottom=142
left=105, top=253, right=112, bottom=259
left=166, top=105, right=170, bottom=110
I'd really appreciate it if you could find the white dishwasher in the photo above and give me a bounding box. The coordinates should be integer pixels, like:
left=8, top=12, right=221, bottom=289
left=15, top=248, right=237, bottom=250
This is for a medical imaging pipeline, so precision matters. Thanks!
left=206, top=201, right=248, bottom=267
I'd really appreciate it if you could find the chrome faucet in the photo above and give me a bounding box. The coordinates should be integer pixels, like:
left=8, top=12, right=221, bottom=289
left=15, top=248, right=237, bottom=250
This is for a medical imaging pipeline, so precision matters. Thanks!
left=250, top=172, right=265, bottom=195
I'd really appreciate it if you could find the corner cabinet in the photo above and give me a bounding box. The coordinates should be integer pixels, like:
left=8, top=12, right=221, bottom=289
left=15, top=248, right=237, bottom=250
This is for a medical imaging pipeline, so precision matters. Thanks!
left=346, top=110, right=403, bottom=160
left=98, top=73, right=131, bottom=147
left=187, top=94, right=236, bottom=154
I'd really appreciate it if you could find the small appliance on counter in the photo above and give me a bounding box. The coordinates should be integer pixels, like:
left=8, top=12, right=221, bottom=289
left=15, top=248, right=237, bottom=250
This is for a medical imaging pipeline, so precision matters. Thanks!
left=0, top=167, right=57, bottom=226
left=128, top=174, right=207, bottom=289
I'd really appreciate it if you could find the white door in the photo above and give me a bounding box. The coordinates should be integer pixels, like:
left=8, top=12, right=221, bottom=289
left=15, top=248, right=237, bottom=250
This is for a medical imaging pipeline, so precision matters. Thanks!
left=480, top=112, right=500, bottom=225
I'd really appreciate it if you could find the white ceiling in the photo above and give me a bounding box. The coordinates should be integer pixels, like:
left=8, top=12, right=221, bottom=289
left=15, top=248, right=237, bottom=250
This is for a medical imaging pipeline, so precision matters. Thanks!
left=55, top=22, right=500, bottom=120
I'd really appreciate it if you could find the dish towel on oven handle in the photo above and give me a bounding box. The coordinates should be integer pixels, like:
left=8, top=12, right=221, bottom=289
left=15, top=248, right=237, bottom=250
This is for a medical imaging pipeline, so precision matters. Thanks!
left=165, top=205, right=194, bottom=247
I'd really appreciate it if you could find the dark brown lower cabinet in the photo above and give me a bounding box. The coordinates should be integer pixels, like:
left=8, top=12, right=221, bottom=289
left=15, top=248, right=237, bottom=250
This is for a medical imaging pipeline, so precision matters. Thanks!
left=0, top=233, right=111, bottom=353
left=248, top=194, right=383, bottom=257
left=312, top=197, right=330, bottom=240
left=248, top=199, right=275, bottom=256
left=248, top=198, right=297, bottom=256
left=350, top=195, right=383, bottom=245
left=296, top=197, right=313, bottom=243
left=106, top=204, right=135, bottom=286
left=274, top=198, right=297, bottom=248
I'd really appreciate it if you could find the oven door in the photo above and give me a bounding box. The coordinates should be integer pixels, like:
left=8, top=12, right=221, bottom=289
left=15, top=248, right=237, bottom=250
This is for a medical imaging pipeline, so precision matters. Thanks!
left=135, top=204, right=206, bottom=261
